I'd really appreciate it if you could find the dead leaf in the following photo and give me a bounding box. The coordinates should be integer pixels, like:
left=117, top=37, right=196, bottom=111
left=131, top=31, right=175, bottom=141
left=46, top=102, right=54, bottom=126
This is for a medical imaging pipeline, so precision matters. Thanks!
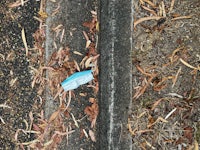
left=89, top=97, right=96, bottom=103
left=73, top=51, right=83, bottom=56
left=84, top=102, right=99, bottom=128
left=83, top=21, right=96, bottom=32
left=32, top=124, right=41, bottom=132
left=74, top=60, right=80, bottom=72
left=48, top=110, right=60, bottom=122
left=85, top=57, right=93, bottom=68
left=86, top=40, right=91, bottom=48
left=79, top=56, right=87, bottom=68
left=88, top=43, right=98, bottom=56
left=89, top=130, right=96, bottom=142
left=184, top=126, right=193, bottom=144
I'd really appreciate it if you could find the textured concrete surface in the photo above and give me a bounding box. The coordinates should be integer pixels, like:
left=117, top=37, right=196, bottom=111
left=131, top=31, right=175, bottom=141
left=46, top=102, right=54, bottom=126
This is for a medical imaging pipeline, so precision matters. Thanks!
left=98, top=0, right=133, bottom=149
left=45, top=0, right=97, bottom=149
left=45, top=0, right=133, bottom=149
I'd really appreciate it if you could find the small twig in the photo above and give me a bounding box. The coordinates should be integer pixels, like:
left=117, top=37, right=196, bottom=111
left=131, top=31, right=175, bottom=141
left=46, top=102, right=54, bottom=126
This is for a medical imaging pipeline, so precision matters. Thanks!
left=136, top=65, right=152, bottom=77
left=54, top=130, right=75, bottom=136
left=172, top=67, right=181, bottom=88
left=145, top=139, right=156, bottom=149
left=83, top=31, right=91, bottom=48
left=71, top=113, right=79, bottom=128
left=148, top=117, right=168, bottom=128
left=166, top=93, right=183, bottom=98
left=33, top=16, right=43, bottom=23
left=180, top=58, right=199, bottom=70
left=151, top=98, right=164, bottom=111
left=128, top=118, right=137, bottom=136
left=83, top=129, right=89, bottom=138
left=134, top=16, right=163, bottom=28
left=60, top=29, right=65, bottom=43
left=169, top=0, right=175, bottom=13
left=134, top=74, right=157, bottom=99
left=21, top=28, right=29, bottom=56
left=136, top=129, right=154, bottom=134
left=141, top=5, right=157, bottom=16
left=52, top=3, right=60, bottom=16
left=165, top=108, right=177, bottom=119
left=169, top=47, right=184, bottom=63
left=65, top=91, right=72, bottom=110
left=73, top=51, right=83, bottom=56
left=143, top=0, right=156, bottom=8
left=161, top=1, right=166, bottom=17
left=18, top=139, right=39, bottom=146
left=0, top=116, right=5, bottom=124
left=171, top=15, right=192, bottom=21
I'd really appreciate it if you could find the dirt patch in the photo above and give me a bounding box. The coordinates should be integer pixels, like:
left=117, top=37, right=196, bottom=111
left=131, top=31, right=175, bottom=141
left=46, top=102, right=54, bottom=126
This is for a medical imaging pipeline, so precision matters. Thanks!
left=130, top=0, right=200, bottom=149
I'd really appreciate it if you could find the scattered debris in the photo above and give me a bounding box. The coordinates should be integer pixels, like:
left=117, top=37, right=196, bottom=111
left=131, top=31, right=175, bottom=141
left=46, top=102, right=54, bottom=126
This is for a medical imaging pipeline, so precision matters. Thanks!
left=130, top=0, right=200, bottom=149
left=11, top=2, right=99, bottom=149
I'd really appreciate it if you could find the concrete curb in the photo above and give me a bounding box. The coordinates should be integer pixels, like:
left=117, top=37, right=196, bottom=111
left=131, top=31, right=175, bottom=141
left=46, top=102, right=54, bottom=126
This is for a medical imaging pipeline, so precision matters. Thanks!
left=45, top=0, right=133, bottom=149
left=98, top=0, right=133, bottom=149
